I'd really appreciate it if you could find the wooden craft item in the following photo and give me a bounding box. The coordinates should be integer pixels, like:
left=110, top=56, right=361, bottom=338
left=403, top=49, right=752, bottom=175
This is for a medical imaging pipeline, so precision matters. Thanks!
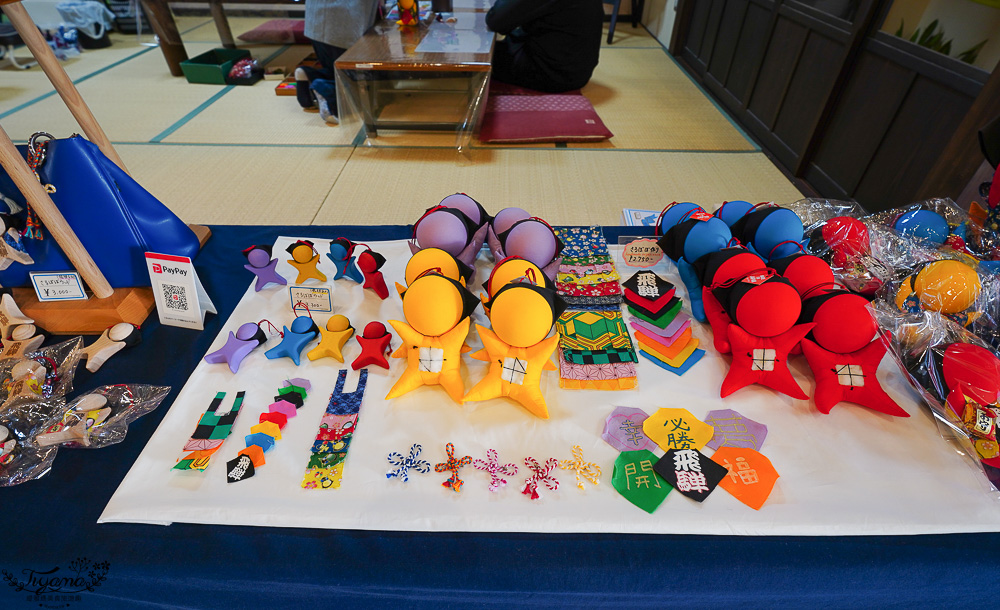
left=35, top=394, right=111, bottom=447
left=80, top=322, right=141, bottom=372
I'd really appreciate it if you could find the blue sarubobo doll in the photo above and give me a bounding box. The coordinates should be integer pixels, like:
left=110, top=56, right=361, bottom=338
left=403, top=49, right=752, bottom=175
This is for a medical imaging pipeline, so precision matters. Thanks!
left=327, top=237, right=364, bottom=283
left=730, top=205, right=807, bottom=261
left=657, top=210, right=732, bottom=321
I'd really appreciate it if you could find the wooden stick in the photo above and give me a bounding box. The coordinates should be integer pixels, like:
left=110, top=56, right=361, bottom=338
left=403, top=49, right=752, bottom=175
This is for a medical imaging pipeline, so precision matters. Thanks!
left=0, top=125, right=114, bottom=299
left=1, top=2, right=128, bottom=174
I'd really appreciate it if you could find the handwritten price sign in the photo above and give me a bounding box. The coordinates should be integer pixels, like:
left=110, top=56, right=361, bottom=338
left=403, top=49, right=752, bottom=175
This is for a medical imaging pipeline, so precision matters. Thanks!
left=289, top=286, right=333, bottom=313
left=622, top=238, right=664, bottom=268
left=29, top=272, right=87, bottom=301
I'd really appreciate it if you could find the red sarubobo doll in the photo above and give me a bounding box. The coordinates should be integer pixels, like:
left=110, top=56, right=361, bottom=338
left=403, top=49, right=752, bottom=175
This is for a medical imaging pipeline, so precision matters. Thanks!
left=798, top=289, right=907, bottom=417
left=712, top=269, right=813, bottom=399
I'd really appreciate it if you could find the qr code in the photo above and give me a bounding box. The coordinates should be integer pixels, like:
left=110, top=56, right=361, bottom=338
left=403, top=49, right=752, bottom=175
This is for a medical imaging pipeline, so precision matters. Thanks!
left=161, top=283, right=188, bottom=311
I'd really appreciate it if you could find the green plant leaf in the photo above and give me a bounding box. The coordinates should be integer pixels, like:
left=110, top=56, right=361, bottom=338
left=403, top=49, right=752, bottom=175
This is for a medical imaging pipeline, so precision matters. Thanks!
left=957, top=39, right=988, bottom=64
left=895, top=19, right=904, bottom=37
left=919, top=19, right=939, bottom=45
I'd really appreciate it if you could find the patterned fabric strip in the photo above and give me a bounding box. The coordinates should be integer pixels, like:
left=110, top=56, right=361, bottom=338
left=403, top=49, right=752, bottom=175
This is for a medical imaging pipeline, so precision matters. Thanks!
left=562, top=346, right=638, bottom=365
left=557, top=311, right=635, bottom=353
left=557, top=269, right=621, bottom=286
left=560, top=254, right=616, bottom=267
left=562, top=295, right=625, bottom=306
left=559, top=376, right=637, bottom=390
left=557, top=280, right=623, bottom=297
left=557, top=345, right=637, bottom=380
left=173, top=391, right=244, bottom=471
left=302, top=369, right=368, bottom=490
left=559, top=262, right=616, bottom=276
left=553, top=226, right=610, bottom=258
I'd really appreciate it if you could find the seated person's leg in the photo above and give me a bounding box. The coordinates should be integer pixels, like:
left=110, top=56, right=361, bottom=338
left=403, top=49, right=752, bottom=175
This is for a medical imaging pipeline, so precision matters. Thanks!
left=312, top=40, right=346, bottom=78
left=296, top=40, right=345, bottom=109
left=490, top=39, right=581, bottom=93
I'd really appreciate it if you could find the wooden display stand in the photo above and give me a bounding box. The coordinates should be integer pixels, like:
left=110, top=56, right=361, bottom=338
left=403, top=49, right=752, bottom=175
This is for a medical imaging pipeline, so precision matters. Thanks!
left=0, top=0, right=208, bottom=334
left=9, top=225, right=213, bottom=334
left=10, top=287, right=157, bottom=335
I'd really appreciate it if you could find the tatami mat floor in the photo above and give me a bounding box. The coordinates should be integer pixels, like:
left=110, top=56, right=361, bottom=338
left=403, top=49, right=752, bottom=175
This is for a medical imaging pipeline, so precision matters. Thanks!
left=0, top=13, right=801, bottom=226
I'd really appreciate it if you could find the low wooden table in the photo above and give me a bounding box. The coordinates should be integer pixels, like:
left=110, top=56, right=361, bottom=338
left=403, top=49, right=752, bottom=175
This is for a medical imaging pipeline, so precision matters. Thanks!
left=334, top=13, right=493, bottom=146
left=141, top=0, right=303, bottom=76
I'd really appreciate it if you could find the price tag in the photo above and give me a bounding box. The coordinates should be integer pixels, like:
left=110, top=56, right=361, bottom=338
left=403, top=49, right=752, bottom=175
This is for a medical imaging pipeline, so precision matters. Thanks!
left=289, top=286, right=332, bottom=313
left=30, top=272, right=87, bottom=301
left=622, top=238, right=664, bottom=268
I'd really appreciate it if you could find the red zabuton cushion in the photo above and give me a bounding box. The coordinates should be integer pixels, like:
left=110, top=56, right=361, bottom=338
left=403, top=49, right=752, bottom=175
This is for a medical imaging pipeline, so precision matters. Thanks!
left=479, top=82, right=613, bottom=144
left=237, top=19, right=308, bottom=45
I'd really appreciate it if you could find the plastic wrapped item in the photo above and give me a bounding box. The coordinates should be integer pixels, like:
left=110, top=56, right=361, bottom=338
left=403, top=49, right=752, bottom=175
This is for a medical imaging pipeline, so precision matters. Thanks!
left=873, top=305, right=1000, bottom=491
left=885, top=248, right=1000, bottom=350
left=0, top=401, right=61, bottom=486
left=56, top=1, right=115, bottom=48
left=790, top=198, right=932, bottom=297
left=866, top=198, right=1000, bottom=260
left=227, top=57, right=263, bottom=85
left=0, top=337, right=83, bottom=412
left=36, top=384, right=170, bottom=449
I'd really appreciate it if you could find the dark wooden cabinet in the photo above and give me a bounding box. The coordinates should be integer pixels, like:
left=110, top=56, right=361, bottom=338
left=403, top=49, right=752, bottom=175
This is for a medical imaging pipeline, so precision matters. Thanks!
left=673, top=0, right=992, bottom=212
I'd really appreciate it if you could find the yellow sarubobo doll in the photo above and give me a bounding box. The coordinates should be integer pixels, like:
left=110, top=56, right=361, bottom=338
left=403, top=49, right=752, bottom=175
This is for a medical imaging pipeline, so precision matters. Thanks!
left=387, top=272, right=480, bottom=403
left=395, top=247, right=474, bottom=297
left=895, top=259, right=982, bottom=327
left=465, top=282, right=566, bottom=418
left=480, top=256, right=555, bottom=316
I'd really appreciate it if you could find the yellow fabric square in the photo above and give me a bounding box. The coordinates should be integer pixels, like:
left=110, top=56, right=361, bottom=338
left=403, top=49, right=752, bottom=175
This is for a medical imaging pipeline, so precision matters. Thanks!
left=250, top=421, right=281, bottom=440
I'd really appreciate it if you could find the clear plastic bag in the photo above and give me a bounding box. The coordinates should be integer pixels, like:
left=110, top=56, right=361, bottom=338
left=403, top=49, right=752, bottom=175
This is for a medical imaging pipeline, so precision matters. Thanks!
left=0, top=400, right=62, bottom=486
left=56, top=1, right=115, bottom=40
left=873, top=305, right=1000, bottom=492
left=36, top=384, right=170, bottom=449
left=0, top=337, right=83, bottom=412
left=866, top=198, right=986, bottom=258
left=790, top=198, right=932, bottom=296
left=1, top=383, right=171, bottom=486
left=883, top=247, right=1000, bottom=352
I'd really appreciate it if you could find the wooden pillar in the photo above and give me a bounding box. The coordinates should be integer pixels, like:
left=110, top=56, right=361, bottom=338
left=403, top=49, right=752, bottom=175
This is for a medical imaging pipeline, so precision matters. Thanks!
left=916, top=55, right=1000, bottom=202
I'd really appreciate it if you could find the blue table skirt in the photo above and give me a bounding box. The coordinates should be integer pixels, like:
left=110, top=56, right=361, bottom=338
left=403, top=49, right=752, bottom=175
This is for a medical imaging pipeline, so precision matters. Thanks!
left=3, top=225, right=999, bottom=607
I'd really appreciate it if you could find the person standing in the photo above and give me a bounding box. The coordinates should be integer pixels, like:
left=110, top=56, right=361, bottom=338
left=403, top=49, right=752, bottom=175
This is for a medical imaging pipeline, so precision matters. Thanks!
left=298, top=0, right=381, bottom=123
left=485, top=0, right=604, bottom=93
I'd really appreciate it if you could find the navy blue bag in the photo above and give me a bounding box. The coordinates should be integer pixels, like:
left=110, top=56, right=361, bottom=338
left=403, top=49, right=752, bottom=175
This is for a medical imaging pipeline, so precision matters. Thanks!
left=0, top=133, right=200, bottom=288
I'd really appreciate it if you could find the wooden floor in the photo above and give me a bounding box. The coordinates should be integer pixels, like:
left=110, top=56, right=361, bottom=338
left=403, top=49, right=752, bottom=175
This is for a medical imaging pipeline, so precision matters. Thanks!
left=0, top=14, right=803, bottom=226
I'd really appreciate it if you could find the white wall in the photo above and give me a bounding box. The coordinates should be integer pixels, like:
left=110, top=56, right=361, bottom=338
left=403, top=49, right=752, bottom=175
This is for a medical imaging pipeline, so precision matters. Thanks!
left=644, top=0, right=679, bottom=47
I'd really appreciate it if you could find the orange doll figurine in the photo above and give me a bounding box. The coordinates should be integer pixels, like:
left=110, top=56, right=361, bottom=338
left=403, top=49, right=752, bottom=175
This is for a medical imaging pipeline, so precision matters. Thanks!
left=352, top=322, right=393, bottom=370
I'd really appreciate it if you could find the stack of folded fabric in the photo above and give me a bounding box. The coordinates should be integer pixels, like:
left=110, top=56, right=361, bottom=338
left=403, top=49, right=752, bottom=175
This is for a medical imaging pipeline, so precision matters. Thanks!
left=552, top=226, right=623, bottom=310
left=623, top=270, right=705, bottom=375
left=552, top=226, right=636, bottom=390
left=556, top=310, right=638, bottom=390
